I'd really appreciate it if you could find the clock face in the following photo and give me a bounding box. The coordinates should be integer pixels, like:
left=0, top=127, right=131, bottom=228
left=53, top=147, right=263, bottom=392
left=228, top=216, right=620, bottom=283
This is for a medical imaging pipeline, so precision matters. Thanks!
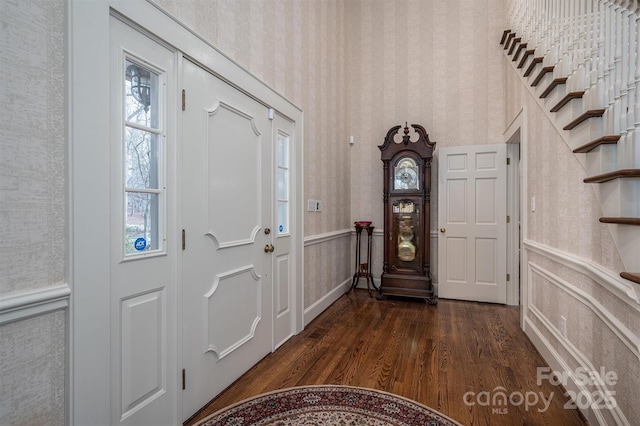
left=394, top=158, right=419, bottom=190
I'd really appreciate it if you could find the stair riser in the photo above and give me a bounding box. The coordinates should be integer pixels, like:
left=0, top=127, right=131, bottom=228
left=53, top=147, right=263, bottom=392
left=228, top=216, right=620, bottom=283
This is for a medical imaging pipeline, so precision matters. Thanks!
left=612, top=226, right=640, bottom=272
left=598, top=179, right=640, bottom=218
left=567, top=115, right=603, bottom=151
left=586, top=145, right=618, bottom=177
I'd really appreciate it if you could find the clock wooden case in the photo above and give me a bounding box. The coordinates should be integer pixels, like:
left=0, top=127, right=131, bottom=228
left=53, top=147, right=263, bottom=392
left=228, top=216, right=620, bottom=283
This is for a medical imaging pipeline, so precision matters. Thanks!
left=378, top=123, right=436, bottom=304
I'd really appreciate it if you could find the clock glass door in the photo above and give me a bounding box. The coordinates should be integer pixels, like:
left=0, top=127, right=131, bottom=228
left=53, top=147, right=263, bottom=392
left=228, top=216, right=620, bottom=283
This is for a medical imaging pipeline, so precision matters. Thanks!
left=392, top=200, right=420, bottom=270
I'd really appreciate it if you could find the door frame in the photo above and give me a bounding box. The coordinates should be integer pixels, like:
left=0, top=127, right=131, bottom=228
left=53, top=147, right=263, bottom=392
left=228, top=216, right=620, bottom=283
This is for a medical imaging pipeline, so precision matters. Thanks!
left=503, top=107, right=529, bottom=321
left=70, top=2, right=304, bottom=424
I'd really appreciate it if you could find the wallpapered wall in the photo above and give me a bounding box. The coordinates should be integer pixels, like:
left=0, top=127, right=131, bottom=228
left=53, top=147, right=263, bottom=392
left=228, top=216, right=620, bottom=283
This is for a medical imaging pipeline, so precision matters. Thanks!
left=0, top=1, right=66, bottom=425
left=0, top=0, right=66, bottom=295
left=347, top=0, right=507, bottom=227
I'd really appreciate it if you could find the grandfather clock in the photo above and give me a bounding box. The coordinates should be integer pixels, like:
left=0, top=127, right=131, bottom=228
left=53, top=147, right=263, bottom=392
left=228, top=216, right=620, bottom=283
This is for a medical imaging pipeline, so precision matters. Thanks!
left=378, top=123, right=436, bottom=304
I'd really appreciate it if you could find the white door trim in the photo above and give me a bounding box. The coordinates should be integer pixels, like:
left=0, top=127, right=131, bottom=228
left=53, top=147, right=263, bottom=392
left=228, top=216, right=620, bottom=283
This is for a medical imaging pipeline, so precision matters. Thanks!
left=503, top=107, right=529, bottom=322
left=70, top=2, right=304, bottom=424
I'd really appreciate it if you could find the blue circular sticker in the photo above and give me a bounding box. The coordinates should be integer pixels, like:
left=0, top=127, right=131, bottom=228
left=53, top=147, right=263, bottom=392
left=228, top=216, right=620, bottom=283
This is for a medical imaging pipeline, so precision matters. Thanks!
left=134, top=237, right=147, bottom=251
left=279, top=225, right=284, bottom=232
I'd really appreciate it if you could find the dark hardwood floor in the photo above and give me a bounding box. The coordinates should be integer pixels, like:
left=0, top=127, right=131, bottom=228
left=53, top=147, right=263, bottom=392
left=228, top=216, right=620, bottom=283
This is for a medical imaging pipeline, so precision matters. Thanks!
left=186, top=290, right=587, bottom=426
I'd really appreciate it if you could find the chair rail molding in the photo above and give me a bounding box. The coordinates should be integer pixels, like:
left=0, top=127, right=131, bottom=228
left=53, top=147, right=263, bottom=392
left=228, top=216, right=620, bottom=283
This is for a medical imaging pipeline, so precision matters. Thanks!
left=0, top=284, right=71, bottom=325
left=524, top=239, right=640, bottom=307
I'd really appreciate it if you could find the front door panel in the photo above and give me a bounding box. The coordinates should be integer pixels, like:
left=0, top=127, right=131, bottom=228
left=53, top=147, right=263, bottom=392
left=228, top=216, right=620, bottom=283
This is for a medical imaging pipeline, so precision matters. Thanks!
left=181, top=59, right=273, bottom=420
left=109, top=17, right=177, bottom=425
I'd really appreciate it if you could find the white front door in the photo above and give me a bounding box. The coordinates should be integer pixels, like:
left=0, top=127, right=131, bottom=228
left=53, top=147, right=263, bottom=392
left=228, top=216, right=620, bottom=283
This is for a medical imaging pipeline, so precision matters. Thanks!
left=437, top=144, right=507, bottom=304
left=109, top=17, right=178, bottom=425
left=181, top=59, right=274, bottom=420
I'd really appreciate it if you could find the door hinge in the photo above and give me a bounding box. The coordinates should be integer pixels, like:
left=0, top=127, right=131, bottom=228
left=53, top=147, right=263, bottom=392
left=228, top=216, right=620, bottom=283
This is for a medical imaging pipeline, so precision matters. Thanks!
left=182, top=229, right=186, bottom=250
left=182, top=368, right=186, bottom=390
left=507, top=273, right=511, bottom=281
left=507, top=157, right=511, bottom=165
left=182, top=89, right=186, bottom=111
left=507, top=215, right=511, bottom=223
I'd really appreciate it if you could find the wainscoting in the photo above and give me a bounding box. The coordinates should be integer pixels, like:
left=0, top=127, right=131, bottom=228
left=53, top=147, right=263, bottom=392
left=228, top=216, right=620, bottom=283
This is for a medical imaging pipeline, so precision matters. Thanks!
left=0, top=285, right=69, bottom=425
left=523, top=240, right=639, bottom=426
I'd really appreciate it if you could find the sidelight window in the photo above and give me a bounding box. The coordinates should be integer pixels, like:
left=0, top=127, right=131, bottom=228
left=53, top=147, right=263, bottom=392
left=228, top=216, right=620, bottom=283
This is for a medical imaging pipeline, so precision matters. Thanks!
left=123, top=58, right=164, bottom=256
left=276, top=131, right=290, bottom=235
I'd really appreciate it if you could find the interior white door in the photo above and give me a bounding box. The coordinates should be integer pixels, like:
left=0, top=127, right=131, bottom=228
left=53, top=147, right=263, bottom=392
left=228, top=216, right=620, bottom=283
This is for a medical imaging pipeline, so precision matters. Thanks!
left=272, top=113, right=295, bottom=350
left=109, top=17, right=177, bottom=425
left=181, top=59, right=274, bottom=420
left=437, top=144, right=507, bottom=304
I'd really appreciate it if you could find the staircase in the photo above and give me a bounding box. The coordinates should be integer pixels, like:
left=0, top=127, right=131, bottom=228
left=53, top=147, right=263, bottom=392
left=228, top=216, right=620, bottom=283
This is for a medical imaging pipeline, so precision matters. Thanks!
left=503, top=0, right=640, bottom=286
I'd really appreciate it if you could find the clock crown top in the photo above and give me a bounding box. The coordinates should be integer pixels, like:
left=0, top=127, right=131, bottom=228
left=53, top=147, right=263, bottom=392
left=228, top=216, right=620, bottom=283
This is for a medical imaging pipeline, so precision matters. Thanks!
left=379, top=123, right=436, bottom=160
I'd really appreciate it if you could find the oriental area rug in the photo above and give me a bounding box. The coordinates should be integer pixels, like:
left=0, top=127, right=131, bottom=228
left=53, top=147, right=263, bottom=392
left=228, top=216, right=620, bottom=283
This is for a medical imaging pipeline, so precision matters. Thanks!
left=193, top=385, right=462, bottom=426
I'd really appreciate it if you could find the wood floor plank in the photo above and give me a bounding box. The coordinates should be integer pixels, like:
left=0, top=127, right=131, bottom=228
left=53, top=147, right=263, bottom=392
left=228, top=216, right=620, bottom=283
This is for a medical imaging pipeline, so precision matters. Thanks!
left=185, top=291, right=587, bottom=426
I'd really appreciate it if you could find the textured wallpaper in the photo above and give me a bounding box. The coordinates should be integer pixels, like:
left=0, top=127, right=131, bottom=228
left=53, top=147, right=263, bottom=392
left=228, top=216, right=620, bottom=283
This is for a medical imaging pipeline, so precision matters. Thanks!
left=347, top=0, right=507, bottom=226
left=0, top=1, right=67, bottom=425
left=0, top=0, right=66, bottom=295
left=0, top=311, right=66, bottom=426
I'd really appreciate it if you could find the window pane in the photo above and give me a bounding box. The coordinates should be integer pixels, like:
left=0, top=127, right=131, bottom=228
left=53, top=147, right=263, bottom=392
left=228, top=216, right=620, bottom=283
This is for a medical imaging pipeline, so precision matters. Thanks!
left=125, top=60, right=159, bottom=128
left=277, top=168, right=288, bottom=201
left=125, top=192, right=159, bottom=254
left=277, top=201, right=289, bottom=235
left=125, top=128, right=158, bottom=189
left=276, top=131, right=290, bottom=235
left=277, top=133, right=289, bottom=167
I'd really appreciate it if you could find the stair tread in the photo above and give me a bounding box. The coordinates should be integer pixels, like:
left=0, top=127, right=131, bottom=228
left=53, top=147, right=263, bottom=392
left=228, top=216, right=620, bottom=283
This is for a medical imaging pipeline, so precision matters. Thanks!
left=583, top=169, right=640, bottom=183
left=620, top=272, right=640, bottom=284
left=504, top=32, right=516, bottom=50
left=572, top=135, right=620, bottom=153
left=540, top=77, right=568, bottom=99
left=500, top=29, right=512, bottom=45
left=518, top=49, right=535, bottom=69
left=508, top=37, right=522, bottom=55
left=524, top=57, right=544, bottom=77
left=600, top=217, right=640, bottom=225
left=532, top=66, right=554, bottom=87
left=550, top=91, right=585, bottom=112
left=563, top=109, right=605, bottom=130
left=513, top=43, right=528, bottom=61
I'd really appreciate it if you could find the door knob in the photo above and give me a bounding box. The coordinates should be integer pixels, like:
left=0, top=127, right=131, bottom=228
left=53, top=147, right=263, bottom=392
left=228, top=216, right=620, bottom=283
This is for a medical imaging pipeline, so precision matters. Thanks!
left=440, top=228, right=446, bottom=233
left=264, top=244, right=275, bottom=253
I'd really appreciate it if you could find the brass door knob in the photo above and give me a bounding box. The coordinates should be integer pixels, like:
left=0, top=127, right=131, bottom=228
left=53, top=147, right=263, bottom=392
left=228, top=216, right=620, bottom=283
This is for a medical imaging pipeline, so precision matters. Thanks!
left=264, top=244, right=275, bottom=253
left=440, top=228, right=446, bottom=233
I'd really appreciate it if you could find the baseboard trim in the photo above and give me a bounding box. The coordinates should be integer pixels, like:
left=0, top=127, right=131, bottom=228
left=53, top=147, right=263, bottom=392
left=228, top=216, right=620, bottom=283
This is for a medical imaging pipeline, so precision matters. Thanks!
left=0, top=284, right=71, bottom=325
left=524, top=309, right=630, bottom=426
left=304, top=278, right=350, bottom=326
